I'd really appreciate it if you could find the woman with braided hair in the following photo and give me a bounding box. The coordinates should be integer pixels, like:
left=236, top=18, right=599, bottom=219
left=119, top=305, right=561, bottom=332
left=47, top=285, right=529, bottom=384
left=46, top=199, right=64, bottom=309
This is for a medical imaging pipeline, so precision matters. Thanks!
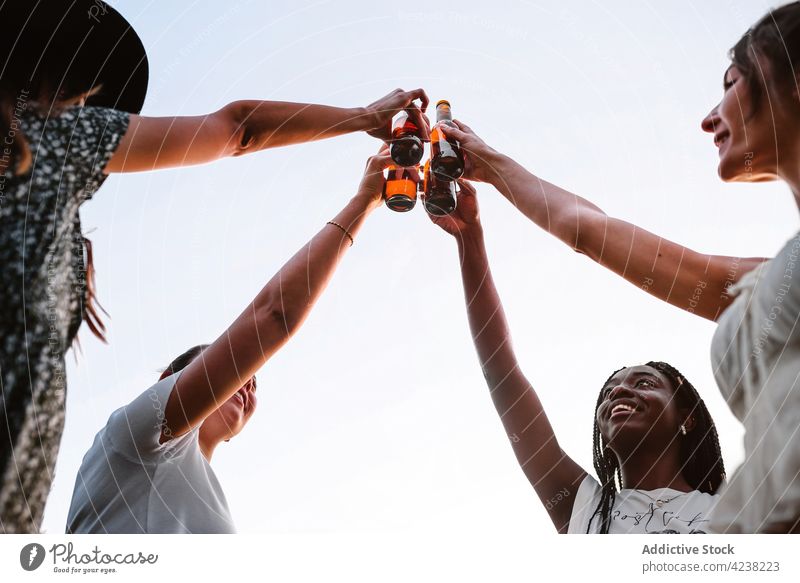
left=579, top=361, right=725, bottom=533
left=434, top=2, right=800, bottom=533
left=426, top=181, right=725, bottom=534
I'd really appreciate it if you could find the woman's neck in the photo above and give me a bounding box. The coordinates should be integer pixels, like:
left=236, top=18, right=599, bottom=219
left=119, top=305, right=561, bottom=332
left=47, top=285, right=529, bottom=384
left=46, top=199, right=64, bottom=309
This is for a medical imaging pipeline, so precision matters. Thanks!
left=777, top=146, right=800, bottom=211
left=617, top=447, right=693, bottom=492
left=197, top=426, right=221, bottom=462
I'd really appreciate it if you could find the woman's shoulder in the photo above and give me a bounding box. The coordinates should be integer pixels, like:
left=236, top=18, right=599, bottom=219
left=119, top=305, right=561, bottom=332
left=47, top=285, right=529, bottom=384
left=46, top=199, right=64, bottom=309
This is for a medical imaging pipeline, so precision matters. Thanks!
left=20, top=103, right=129, bottom=134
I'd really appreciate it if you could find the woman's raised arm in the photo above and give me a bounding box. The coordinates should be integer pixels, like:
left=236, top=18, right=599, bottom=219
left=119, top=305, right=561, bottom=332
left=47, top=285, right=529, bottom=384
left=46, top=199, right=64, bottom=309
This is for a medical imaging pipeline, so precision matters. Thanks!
left=104, top=88, right=429, bottom=173
left=439, top=121, right=768, bottom=322
left=162, top=148, right=393, bottom=438
left=427, top=182, right=586, bottom=533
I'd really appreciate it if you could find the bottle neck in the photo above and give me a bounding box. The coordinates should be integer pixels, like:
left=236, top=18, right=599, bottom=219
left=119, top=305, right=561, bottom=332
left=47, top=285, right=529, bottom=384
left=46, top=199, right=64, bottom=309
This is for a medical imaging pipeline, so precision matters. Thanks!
left=436, top=103, right=453, bottom=124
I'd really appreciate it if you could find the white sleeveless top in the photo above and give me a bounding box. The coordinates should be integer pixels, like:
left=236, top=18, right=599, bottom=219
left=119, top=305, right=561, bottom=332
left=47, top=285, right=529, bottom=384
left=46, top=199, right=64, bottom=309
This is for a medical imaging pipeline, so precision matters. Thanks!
left=709, top=231, right=800, bottom=532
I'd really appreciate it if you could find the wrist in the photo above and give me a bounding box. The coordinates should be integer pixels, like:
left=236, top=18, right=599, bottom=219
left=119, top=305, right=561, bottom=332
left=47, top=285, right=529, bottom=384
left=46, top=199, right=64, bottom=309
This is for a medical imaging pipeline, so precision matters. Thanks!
left=456, top=224, right=485, bottom=249
left=352, top=189, right=381, bottom=212
left=354, top=106, right=377, bottom=132
left=479, top=151, right=510, bottom=184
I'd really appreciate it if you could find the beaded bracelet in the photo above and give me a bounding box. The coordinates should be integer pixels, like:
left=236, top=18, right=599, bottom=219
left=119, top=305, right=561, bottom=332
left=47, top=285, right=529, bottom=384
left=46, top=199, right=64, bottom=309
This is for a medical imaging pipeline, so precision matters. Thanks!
left=326, top=221, right=354, bottom=247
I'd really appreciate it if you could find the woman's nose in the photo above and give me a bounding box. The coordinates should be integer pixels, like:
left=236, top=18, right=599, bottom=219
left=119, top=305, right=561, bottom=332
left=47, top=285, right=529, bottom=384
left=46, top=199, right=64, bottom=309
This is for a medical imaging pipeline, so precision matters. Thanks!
left=701, top=104, right=720, bottom=134
left=607, top=384, right=634, bottom=401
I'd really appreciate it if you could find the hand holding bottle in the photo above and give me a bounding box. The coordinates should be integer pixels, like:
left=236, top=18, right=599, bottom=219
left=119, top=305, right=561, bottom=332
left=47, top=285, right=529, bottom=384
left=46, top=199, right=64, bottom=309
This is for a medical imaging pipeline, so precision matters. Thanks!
left=425, top=180, right=481, bottom=237
left=364, top=88, right=431, bottom=143
left=354, top=145, right=395, bottom=211
left=437, top=120, right=504, bottom=183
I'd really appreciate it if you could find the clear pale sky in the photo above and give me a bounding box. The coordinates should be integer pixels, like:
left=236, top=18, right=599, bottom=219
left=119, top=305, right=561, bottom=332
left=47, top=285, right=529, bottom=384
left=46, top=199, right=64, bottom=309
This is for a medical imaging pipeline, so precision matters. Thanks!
left=43, top=0, right=795, bottom=534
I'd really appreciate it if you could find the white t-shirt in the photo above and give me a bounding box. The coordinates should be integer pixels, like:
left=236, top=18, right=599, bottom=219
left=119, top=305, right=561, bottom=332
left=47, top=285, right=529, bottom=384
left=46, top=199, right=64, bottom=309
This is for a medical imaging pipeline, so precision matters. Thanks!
left=568, top=475, right=718, bottom=534
left=710, top=231, right=800, bottom=533
left=66, top=371, right=235, bottom=533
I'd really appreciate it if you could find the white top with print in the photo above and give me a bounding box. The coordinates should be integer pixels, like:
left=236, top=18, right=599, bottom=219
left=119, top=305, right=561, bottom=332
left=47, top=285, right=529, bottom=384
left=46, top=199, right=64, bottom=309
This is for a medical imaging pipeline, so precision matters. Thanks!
left=568, top=475, right=718, bottom=534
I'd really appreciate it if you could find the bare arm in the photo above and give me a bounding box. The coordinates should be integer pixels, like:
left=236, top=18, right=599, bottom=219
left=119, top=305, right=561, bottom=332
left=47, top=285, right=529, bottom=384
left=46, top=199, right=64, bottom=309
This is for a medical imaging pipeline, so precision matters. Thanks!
left=440, top=121, right=768, bottom=322
left=105, top=88, right=430, bottom=173
left=163, top=149, right=393, bottom=437
left=428, top=182, right=586, bottom=533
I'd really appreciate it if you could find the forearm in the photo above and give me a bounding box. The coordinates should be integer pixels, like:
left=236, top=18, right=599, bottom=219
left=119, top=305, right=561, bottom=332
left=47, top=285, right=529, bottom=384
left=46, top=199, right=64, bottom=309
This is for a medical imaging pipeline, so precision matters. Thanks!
left=254, top=194, right=375, bottom=333
left=456, top=228, right=524, bottom=392
left=456, top=227, right=581, bottom=511
left=488, top=155, right=605, bottom=250
left=166, top=188, right=377, bottom=435
left=228, top=100, right=371, bottom=153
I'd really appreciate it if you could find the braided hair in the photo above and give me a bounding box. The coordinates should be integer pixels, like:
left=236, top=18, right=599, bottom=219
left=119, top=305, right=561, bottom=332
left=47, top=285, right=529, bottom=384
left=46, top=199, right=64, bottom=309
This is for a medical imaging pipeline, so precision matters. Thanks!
left=587, top=361, right=726, bottom=534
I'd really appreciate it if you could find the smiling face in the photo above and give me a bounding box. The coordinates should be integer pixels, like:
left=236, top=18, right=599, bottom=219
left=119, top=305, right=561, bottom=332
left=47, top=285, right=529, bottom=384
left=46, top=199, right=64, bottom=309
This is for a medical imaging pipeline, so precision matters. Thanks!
left=596, top=365, right=690, bottom=457
left=701, top=60, right=800, bottom=183
left=200, top=376, right=258, bottom=444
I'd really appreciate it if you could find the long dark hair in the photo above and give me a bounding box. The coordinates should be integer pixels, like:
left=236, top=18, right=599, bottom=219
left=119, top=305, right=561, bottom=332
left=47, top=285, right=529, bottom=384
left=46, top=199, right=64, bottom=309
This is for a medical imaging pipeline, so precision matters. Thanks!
left=730, top=2, right=800, bottom=114
left=587, top=361, right=726, bottom=534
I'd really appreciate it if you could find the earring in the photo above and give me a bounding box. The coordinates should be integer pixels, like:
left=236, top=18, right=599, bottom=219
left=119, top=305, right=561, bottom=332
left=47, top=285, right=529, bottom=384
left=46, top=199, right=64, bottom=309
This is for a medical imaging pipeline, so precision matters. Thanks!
left=680, top=424, right=687, bottom=436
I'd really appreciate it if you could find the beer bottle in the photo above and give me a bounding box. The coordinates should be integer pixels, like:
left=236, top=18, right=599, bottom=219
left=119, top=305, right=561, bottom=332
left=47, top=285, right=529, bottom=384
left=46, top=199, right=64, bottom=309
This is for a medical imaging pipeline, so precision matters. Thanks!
left=430, top=99, right=464, bottom=181
left=389, top=110, right=424, bottom=167
left=423, top=160, right=457, bottom=216
left=383, top=164, right=419, bottom=212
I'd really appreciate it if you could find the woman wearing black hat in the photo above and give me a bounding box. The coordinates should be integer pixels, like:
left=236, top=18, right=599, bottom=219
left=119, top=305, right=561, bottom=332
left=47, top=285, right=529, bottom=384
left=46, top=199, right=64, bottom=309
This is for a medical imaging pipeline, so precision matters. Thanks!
left=0, top=1, right=428, bottom=533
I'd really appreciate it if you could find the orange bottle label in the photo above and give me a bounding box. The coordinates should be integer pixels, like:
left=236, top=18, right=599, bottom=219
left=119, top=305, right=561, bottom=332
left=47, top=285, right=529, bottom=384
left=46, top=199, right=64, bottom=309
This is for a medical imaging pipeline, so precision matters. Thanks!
left=384, top=166, right=418, bottom=199
left=385, top=178, right=417, bottom=198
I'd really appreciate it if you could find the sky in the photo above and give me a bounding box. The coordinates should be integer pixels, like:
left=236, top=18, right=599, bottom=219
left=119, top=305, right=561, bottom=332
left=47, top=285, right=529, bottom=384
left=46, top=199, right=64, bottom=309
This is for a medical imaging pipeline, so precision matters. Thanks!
left=42, top=0, right=796, bottom=536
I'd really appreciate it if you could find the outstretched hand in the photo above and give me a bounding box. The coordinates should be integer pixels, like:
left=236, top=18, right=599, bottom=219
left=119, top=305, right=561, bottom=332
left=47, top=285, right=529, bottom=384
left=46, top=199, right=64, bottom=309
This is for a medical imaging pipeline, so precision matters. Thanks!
left=438, top=120, right=501, bottom=183
left=364, top=88, right=431, bottom=142
left=426, top=179, right=481, bottom=237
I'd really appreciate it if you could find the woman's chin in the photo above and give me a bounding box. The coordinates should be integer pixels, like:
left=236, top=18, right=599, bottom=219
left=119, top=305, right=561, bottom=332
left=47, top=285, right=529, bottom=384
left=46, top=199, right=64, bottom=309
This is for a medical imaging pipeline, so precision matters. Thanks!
left=717, top=149, right=779, bottom=183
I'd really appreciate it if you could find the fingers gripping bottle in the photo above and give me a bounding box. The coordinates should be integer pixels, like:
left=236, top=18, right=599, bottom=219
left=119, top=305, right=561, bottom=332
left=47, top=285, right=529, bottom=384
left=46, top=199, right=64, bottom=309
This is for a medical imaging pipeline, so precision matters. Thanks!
left=383, top=164, right=419, bottom=212
left=430, top=99, right=464, bottom=181
left=389, top=110, right=424, bottom=167
left=423, top=159, right=457, bottom=216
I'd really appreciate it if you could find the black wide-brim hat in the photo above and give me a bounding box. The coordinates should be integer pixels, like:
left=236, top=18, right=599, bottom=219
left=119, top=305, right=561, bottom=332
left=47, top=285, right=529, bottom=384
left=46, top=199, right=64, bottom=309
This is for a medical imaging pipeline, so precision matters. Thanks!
left=1, top=0, right=149, bottom=114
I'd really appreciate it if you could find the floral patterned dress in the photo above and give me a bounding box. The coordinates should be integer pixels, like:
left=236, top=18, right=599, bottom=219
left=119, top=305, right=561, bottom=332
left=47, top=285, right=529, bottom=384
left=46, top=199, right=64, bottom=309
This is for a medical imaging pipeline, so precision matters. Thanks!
left=0, top=104, right=129, bottom=533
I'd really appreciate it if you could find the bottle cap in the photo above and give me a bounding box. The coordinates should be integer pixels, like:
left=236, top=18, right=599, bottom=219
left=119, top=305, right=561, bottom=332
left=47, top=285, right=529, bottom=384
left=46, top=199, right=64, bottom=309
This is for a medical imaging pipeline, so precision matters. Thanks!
left=436, top=99, right=451, bottom=108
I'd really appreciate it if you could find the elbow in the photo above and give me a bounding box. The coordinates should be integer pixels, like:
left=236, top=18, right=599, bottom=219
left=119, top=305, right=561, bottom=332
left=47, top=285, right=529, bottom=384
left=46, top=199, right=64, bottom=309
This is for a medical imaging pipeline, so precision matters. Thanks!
left=552, top=209, right=606, bottom=261
left=482, top=367, right=504, bottom=390
left=253, top=296, right=302, bottom=339
left=219, top=101, right=257, bottom=157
